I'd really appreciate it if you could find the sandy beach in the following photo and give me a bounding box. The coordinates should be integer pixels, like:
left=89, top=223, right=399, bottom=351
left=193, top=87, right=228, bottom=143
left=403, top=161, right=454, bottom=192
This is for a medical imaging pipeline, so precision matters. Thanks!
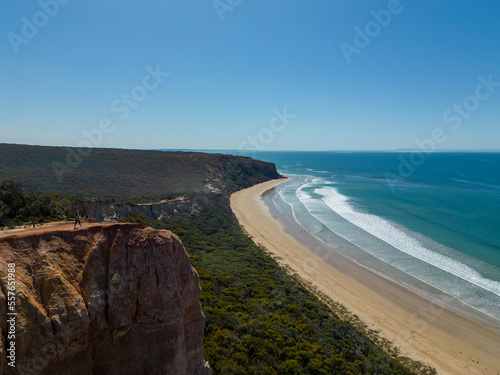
left=231, top=178, right=500, bottom=375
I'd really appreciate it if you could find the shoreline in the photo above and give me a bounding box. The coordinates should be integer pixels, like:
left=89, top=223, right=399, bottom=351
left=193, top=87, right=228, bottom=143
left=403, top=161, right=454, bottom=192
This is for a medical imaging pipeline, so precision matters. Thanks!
left=231, top=178, right=500, bottom=375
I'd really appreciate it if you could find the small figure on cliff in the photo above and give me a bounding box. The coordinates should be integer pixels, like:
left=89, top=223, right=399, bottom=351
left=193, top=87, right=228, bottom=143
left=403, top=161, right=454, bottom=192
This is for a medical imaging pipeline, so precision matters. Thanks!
left=74, top=211, right=82, bottom=229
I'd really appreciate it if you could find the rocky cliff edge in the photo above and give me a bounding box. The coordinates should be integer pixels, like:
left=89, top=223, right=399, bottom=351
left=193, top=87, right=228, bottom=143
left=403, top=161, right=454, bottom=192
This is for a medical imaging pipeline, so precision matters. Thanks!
left=0, top=223, right=212, bottom=375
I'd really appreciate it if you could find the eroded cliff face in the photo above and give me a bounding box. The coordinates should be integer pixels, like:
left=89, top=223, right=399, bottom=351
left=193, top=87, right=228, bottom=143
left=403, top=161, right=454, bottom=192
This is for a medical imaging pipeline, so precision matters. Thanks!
left=79, top=153, right=282, bottom=224
left=0, top=223, right=211, bottom=375
left=82, top=194, right=227, bottom=223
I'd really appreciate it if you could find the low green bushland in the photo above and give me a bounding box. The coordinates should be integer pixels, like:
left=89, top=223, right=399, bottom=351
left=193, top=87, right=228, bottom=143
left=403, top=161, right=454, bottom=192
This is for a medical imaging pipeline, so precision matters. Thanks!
left=123, top=203, right=418, bottom=375
left=0, top=178, right=78, bottom=227
left=0, top=144, right=279, bottom=200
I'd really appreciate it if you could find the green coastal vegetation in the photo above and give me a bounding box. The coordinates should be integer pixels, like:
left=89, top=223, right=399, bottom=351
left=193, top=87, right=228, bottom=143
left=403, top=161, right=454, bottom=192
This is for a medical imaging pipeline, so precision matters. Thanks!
left=123, top=204, right=434, bottom=375
left=0, top=144, right=434, bottom=374
left=0, top=144, right=279, bottom=201
left=0, top=178, right=78, bottom=228
left=0, top=179, right=433, bottom=374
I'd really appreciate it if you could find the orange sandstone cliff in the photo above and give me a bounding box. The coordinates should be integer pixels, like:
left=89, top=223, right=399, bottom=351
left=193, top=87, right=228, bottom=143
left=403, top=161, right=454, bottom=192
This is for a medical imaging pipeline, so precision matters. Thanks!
left=0, top=223, right=212, bottom=375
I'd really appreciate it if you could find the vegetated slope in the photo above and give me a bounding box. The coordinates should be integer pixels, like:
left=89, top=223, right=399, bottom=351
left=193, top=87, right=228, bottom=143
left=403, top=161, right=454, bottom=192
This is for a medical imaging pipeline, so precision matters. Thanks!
left=123, top=204, right=425, bottom=375
left=0, top=143, right=426, bottom=374
left=0, top=144, right=279, bottom=200
left=0, top=223, right=212, bottom=375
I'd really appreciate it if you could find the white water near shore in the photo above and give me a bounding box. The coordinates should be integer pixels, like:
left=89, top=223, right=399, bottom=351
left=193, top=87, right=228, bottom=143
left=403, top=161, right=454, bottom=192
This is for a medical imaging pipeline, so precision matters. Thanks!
left=231, top=178, right=500, bottom=375
left=271, top=175, right=500, bottom=326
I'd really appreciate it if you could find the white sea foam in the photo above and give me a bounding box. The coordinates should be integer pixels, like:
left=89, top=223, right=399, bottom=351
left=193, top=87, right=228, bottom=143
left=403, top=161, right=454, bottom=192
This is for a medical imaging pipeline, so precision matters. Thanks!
left=268, top=177, right=500, bottom=321
left=298, top=184, right=500, bottom=298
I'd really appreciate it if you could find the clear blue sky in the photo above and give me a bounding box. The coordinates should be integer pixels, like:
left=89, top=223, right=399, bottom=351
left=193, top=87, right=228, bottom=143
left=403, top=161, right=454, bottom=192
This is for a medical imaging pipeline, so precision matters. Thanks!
left=1, top=0, right=499, bottom=151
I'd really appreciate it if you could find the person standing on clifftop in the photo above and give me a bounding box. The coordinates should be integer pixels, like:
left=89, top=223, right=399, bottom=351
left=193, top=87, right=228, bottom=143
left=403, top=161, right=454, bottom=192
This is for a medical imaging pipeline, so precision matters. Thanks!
left=74, top=211, right=82, bottom=229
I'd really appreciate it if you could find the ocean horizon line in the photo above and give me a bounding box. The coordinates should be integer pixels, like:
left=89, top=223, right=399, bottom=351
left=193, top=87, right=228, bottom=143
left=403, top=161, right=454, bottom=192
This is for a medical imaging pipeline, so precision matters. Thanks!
left=157, top=148, right=500, bottom=153
left=2, top=143, right=499, bottom=154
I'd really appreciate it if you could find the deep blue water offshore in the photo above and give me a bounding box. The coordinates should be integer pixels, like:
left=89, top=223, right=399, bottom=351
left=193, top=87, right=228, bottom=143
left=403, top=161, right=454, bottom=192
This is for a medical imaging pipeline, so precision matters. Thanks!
left=168, top=149, right=500, bottom=324
left=234, top=151, right=500, bottom=325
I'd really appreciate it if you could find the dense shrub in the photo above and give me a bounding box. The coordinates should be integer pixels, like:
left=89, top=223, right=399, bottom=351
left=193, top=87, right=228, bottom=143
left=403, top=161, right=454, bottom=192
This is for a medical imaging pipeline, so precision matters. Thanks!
left=0, top=179, right=78, bottom=227
left=123, top=202, right=416, bottom=375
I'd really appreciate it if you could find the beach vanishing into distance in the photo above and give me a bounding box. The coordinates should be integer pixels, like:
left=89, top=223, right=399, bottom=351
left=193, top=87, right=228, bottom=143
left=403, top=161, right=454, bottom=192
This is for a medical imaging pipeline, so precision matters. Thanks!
left=2, top=0, right=500, bottom=374
left=1, top=148, right=499, bottom=374
left=230, top=151, right=500, bottom=375
left=1, top=145, right=429, bottom=374
left=232, top=178, right=500, bottom=375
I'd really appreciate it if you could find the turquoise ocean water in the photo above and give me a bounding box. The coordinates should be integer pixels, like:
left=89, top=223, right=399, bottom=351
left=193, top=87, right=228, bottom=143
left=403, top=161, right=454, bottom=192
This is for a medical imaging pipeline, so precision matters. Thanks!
left=235, top=151, right=500, bottom=326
